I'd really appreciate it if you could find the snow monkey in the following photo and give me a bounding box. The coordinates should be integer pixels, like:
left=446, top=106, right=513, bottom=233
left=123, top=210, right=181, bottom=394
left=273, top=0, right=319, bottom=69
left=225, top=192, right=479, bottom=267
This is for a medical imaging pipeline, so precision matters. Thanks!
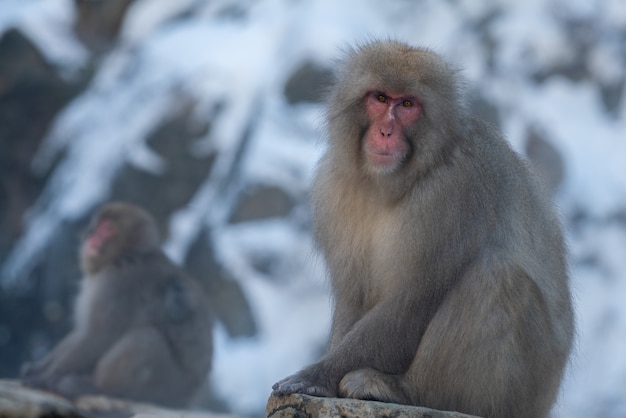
left=272, top=40, right=574, bottom=418
left=21, top=202, right=214, bottom=407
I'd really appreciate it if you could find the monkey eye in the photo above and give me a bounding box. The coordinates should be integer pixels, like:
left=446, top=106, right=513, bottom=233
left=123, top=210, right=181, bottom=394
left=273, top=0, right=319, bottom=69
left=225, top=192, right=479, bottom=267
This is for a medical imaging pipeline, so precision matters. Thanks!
left=402, top=100, right=413, bottom=107
left=376, top=94, right=387, bottom=103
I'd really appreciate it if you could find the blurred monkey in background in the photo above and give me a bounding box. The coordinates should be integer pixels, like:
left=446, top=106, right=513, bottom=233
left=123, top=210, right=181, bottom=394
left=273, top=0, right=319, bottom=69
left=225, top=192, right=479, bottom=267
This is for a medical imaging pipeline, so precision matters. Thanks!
left=21, top=202, right=214, bottom=407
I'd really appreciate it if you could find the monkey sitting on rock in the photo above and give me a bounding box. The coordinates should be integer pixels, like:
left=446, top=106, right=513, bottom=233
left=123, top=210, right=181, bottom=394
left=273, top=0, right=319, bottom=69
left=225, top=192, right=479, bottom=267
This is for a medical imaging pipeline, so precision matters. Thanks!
left=21, top=202, right=214, bottom=408
left=272, top=40, right=574, bottom=418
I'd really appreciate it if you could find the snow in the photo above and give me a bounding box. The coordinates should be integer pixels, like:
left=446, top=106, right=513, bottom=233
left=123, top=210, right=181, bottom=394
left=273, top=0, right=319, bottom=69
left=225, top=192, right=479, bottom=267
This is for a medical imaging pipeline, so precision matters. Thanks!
left=2, top=0, right=626, bottom=416
left=605, top=0, right=626, bottom=28
left=517, top=79, right=626, bottom=217
left=0, top=0, right=87, bottom=78
left=588, top=43, right=624, bottom=85
left=120, top=0, right=196, bottom=45
left=212, top=220, right=330, bottom=410
left=559, top=224, right=626, bottom=417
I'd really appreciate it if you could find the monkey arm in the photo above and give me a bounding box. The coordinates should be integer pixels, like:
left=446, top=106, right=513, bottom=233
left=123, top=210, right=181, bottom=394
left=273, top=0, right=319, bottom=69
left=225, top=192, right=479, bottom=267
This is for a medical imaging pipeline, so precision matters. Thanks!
left=335, top=296, right=427, bottom=370
left=328, top=299, right=365, bottom=349
left=273, top=291, right=435, bottom=398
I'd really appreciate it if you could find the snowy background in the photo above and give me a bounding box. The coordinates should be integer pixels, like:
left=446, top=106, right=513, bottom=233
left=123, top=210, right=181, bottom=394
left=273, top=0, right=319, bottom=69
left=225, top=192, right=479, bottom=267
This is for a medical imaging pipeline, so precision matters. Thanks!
left=0, top=0, right=625, bottom=417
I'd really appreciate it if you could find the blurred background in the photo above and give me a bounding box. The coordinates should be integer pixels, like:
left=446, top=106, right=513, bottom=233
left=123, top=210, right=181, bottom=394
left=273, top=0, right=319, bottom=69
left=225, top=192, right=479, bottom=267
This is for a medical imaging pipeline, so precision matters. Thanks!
left=0, top=0, right=625, bottom=416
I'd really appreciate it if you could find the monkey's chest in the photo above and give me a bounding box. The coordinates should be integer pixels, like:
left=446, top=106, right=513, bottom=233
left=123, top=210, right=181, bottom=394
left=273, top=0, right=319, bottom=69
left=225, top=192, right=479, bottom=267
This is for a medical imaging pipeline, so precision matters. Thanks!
left=326, top=209, right=404, bottom=302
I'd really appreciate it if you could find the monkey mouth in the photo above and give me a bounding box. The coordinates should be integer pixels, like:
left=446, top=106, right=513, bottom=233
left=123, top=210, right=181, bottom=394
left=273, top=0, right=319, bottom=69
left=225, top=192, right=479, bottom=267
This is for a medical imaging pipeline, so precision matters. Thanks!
left=366, top=150, right=407, bottom=170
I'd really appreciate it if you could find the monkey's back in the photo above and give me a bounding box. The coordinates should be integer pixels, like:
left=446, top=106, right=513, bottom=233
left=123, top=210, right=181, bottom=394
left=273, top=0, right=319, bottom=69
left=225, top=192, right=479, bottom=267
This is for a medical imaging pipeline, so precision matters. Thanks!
left=465, top=117, right=573, bottom=337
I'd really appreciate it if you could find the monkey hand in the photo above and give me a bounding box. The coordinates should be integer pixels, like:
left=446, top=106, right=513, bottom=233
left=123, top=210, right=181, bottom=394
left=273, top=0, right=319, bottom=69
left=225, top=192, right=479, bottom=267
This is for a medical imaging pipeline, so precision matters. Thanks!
left=272, top=369, right=337, bottom=398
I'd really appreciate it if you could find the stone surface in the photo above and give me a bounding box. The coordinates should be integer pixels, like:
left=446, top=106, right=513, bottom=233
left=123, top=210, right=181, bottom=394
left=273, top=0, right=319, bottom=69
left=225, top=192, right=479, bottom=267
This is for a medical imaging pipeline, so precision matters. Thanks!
left=524, top=126, right=565, bottom=194
left=0, top=28, right=88, bottom=379
left=229, top=185, right=296, bottom=223
left=0, top=28, right=84, bottom=265
left=284, top=61, right=333, bottom=104
left=0, top=379, right=237, bottom=418
left=266, top=393, right=481, bottom=418
left=184, top=230, right=257, bottom=338
left=73, top=0, right=137, bottom=52
left=0, top=379, right=82, bottom=418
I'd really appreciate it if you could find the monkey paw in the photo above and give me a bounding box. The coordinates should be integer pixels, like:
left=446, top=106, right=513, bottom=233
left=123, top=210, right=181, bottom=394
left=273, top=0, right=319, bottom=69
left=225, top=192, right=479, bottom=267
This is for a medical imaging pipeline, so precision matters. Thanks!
left=272, top=373, right=335, bottom=398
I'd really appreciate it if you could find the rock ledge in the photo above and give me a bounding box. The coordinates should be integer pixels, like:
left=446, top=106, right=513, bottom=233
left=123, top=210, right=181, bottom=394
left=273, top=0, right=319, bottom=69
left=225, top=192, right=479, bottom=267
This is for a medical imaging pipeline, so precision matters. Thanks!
left=266, top=393, right=481, bottom=418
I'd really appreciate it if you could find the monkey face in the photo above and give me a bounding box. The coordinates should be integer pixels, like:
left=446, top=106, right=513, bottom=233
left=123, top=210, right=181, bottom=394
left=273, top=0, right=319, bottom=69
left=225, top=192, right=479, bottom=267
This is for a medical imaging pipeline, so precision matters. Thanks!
left=84, top=219, right=117, bottom=257
left=80, top=202, right=161, bottom=275
left=363, top=91, right=421, bottom=173
left=81, top=217, right=122, bottom=274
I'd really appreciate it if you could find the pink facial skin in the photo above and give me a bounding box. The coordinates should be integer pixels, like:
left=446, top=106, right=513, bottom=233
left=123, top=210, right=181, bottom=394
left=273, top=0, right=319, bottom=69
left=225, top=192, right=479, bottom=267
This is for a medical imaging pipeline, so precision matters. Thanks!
left=363, top=91, right=422, bottom=171
left=84, top=219, right=116, bottom=256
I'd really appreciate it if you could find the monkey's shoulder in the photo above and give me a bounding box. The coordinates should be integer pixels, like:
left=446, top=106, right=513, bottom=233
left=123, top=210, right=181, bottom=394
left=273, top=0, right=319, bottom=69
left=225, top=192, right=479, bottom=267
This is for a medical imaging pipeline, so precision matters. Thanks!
left=464, top=116, right=533, bottom=174
left=107, top=250, right=184, bottom=284
left=93, top=250, right=209, bottom=321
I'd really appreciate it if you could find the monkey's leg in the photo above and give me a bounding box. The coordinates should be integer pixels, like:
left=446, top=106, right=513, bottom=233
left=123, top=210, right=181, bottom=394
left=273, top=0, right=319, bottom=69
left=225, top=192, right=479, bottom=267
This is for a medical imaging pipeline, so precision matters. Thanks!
left=332, top=300, right=410, bottom=403
left=339, top=368, right=409, bottom=404
left=21, top=332, right=101, bottom=391
left=403, top=260, right=563, bottom=418
left=93, top=327, right=194, bottom=406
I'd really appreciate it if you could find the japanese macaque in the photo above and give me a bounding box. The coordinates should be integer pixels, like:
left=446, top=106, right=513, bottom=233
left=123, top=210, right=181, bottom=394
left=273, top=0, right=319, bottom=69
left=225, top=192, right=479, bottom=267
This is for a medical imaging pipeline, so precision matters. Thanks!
left=21, top=202, right=214, bottom=407
left=272, top=40, right=574, bottom=418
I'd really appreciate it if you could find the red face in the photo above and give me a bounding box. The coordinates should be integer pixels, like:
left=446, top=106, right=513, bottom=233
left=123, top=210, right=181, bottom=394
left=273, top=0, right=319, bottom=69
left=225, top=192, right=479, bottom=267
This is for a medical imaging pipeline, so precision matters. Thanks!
left=364, top=91, right=422, bottom=171
left=84, top=219, right=116, bottom=257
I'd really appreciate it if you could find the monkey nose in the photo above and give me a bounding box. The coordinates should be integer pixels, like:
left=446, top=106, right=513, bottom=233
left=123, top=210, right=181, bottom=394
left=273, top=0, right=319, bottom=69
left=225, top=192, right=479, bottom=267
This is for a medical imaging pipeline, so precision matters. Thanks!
left=380, top=124, right=393, bottom=137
